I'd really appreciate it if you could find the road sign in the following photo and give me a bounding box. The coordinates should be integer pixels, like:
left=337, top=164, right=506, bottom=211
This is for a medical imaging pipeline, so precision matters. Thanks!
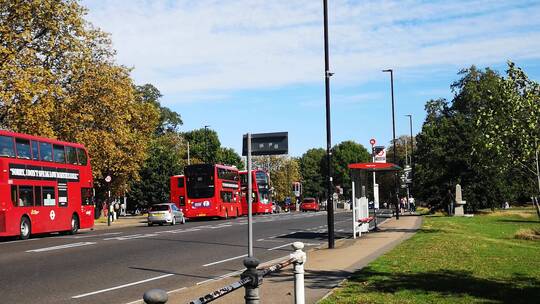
left=105, top=175, right=111, bottom=183
left=370, top=138, right=376, bottom=145
left=242, top=132, right=288, bottom=156
left=374, top=146, right=386, bottom=163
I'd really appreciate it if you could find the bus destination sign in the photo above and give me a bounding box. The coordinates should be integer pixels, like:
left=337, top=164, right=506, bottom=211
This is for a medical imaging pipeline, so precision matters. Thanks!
left=9, top=164, right=80, bottom=181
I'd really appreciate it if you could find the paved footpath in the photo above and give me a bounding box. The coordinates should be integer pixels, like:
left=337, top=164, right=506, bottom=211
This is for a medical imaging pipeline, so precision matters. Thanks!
left=156, top=215, right=423, bottom=304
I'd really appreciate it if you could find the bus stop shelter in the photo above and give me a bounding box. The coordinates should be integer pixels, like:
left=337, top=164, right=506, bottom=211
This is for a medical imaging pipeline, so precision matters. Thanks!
left=348, top=162, right=401, bottom=238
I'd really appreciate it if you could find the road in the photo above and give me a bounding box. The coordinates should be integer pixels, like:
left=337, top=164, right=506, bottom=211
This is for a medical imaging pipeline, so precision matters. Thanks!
left=0, top=211, right=361, bottom=304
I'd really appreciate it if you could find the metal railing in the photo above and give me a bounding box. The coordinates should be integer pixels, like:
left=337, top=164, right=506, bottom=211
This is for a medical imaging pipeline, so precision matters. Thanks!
left=142, top=242, right=307, bottom=304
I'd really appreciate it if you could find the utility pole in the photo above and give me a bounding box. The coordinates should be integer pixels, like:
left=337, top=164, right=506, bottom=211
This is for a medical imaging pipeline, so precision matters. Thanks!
left=383, top=69, right=399, bottom=220
left=323, top=0, right=335, bottom=248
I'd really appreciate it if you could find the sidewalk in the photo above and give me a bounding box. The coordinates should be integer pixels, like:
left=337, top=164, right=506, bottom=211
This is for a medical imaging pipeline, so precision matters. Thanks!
left=164, top=215, right=423, bottom=304
left=88, top=215, right=148, bottom=231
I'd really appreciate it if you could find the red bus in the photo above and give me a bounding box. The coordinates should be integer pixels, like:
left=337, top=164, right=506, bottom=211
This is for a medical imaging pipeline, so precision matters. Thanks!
left=239, top=169, right=272, bottom=215
left=169, top=175, right=186, bottom=212
left=184, top=164, right=241, bottom=219
left=0, top=130, right=94, bottom=239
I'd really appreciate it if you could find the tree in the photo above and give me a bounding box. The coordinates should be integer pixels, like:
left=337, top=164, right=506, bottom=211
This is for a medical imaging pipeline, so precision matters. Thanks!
left=475, top=62, right=540, bottom=215
left=0, top=0, right=159, bottom=197
left=217, top=147, right=244, bottom=169
left=135, top=84, right=182, bottom=134
left=182, top=128, right=220, bottom=164
left=128, top=133, right=185, bottom=207
left=299, top=148, right=326, bottom=200
left=252, top=156, right=300, bottom=201
left=331, top=141, right=370, bottom=198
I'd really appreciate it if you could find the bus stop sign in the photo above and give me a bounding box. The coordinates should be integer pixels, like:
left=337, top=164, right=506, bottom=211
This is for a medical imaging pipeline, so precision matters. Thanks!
left=242, top=132, right=288, bottom=156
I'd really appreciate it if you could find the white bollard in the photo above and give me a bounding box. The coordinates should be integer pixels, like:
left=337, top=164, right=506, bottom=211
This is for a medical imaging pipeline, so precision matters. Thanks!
left=290, top=242, right=307, bottom=304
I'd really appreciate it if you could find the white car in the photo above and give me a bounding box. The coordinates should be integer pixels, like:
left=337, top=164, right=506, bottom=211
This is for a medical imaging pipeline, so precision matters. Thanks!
left=148, top=203, right=185, bottom=226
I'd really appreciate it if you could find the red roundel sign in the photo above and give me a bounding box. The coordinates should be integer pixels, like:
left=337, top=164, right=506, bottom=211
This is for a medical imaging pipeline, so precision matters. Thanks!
left=369, top=138, right=376, bottom=145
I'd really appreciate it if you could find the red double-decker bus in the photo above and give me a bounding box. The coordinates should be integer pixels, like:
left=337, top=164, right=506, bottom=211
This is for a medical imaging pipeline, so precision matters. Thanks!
left=239, top=169, right=272, bottom=215
left=0, top=130, right=94, bottom=239
left=170, top=175, right=186, bottom=212
left=184, top=164, right=241, bottom=219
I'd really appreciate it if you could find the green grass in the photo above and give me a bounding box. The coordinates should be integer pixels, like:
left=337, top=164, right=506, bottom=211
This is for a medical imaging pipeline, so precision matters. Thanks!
left=320, top=209, right=540, bottom=304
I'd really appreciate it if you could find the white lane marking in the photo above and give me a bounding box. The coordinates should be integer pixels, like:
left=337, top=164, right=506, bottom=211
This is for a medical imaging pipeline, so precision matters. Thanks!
left=26, top=242, right=96, bottom=253
left=72, top=274, right=175, bottom=299
left=60, top=232, right=123, bottom=239
left=103, top=234, right=157, bottom=241
left=208, top=224, right=232, bottom=229
left=203, top=254, right=248, bottom=267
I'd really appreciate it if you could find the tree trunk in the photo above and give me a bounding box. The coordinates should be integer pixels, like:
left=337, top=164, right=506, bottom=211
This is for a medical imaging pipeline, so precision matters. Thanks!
left=534, top=197, right=540, bottom=220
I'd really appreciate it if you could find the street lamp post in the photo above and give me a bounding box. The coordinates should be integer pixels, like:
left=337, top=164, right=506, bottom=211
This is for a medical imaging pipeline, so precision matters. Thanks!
left=204, top=125, right=210, bottom=163
left=323, top=0, right=335, bottom=248
left=382, top=69, right=399, bottom=220
left=405, top=114, right=413, bottom=196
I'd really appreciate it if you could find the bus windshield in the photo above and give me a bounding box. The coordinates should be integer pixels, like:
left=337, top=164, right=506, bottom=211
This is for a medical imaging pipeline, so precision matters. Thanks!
left=185, top=164, right=215, bottom=199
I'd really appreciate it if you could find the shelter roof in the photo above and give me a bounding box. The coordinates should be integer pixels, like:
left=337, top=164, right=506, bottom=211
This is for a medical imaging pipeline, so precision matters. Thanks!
left=348, top=162, right=401, bottom=172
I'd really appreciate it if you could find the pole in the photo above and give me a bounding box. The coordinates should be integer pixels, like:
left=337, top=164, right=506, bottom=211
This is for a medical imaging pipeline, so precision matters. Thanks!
left=187, top=141, right=190, bottom=165
left=323, top=0, right=335, bottom=249
left=247, top=133, right=253, bottom=257
left=406, top=114, right=414, bottom=197
left=352, top=180, right=356, bottom=239
left=383, top=69, right=399, bottom=220
left=291, top=242, right=307, bottom=304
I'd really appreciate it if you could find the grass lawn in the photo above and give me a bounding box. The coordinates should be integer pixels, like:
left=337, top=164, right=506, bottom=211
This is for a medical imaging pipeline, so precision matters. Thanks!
left=320, top=208, right=540, bottom=303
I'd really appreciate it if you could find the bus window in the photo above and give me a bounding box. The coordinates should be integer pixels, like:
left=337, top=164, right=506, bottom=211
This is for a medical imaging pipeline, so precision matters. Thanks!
left=11, top=185, right=17, bottom=206
left=177, top=177, right=184, bottom=188
left=15, top=138, right=31, bottom=159
left=39, top=142, right=53, bottom=161
left=77, top=148, right=88, bottom=165
left=81, top=188, right=93, bottom=206
left=66, top=146, right=78, bottom=164
left=0, top=135, right=15, bottom=157
left=18, top=186, right=34, bottom=207
left=31, top=140, right=39, bottom=160
left=34, top=186, right=42, bottom=206
left=220, top=191, right=233, bottom=202
left=53, top=145, right=66, bottom=163
left=43, top=187, right=56, bottom=206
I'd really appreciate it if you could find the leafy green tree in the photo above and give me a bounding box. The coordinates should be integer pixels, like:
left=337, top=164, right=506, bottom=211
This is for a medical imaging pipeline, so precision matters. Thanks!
left=217, top=147, right=244, bottom=169
left=299, top=148, right=326, bottom=199
left=475, top=62, right=540, bottom=214
left=128, top=133, right=185, bottom=207
left=0, top=0, right=159, bottom=197
left=414, top=66, right=514, bottom=211
left=331, top=141, right=370, bottom=198
left=135, top=84, right=182, bottom=134
left=252, top=156, right=300, bottom=201
left=182, top=128, right=220, bottom=163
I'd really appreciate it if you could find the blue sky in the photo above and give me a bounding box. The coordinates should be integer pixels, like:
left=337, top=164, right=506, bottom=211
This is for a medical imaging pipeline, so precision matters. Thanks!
left=81, top=0, right=540, bottom=156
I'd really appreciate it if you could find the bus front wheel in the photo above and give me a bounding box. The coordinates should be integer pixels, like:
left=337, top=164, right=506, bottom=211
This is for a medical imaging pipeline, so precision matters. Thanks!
left=20, top=217, right=31, bottom=240
left=69, top=214, right=79, bottom=235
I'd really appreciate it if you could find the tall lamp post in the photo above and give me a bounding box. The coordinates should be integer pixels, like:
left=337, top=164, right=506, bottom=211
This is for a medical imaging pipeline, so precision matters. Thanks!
left=323, top=0, right=335, bottom=248
left=204, top=125, right=210, bottom=163
left=382, top=69, right=399, bottom=220
left=405, top=114, right=413, bottom=196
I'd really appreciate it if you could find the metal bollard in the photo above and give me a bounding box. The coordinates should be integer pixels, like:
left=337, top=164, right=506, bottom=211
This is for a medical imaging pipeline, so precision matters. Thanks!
left=241, top=257, right=261, bottom=304
left=143, top=289, right=168, bottom=304
left=290, top=242, right=307, bottom=304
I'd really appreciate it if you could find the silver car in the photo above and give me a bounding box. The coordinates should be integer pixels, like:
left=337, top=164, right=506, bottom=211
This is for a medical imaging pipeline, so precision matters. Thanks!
left=148, top=203, right=185, bottom=226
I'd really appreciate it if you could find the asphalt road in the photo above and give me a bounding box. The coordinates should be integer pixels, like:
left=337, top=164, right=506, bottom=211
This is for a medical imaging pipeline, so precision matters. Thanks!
left=0, top=211, right=361, bottom=304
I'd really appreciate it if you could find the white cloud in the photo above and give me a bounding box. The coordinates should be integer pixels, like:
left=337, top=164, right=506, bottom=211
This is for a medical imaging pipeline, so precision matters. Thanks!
left=82, top=0, right=540, bottom=102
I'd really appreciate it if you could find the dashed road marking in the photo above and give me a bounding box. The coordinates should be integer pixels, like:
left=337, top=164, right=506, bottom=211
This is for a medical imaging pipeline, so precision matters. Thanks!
left=203, top=254, right=248, bottom=267
left=26, top=242, right=96, bottom=253
left=72, top=274, right=175, bottom=299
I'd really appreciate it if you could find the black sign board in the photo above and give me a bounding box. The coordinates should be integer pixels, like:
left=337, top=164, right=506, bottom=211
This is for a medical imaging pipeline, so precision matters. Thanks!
left=9, top=164, right=80, bottom=182
left=242, top=132, right=288, bottom=156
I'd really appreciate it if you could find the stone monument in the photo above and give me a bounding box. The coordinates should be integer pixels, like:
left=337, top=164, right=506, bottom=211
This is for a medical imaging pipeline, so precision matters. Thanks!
left=454, top=184, right=466, bottom=216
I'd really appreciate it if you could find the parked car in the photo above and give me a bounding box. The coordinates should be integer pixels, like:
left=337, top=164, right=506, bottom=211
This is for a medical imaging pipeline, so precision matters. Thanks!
left=148, top=203, right=185, bottom=226
left=300, top=198, right=320, bottom=212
